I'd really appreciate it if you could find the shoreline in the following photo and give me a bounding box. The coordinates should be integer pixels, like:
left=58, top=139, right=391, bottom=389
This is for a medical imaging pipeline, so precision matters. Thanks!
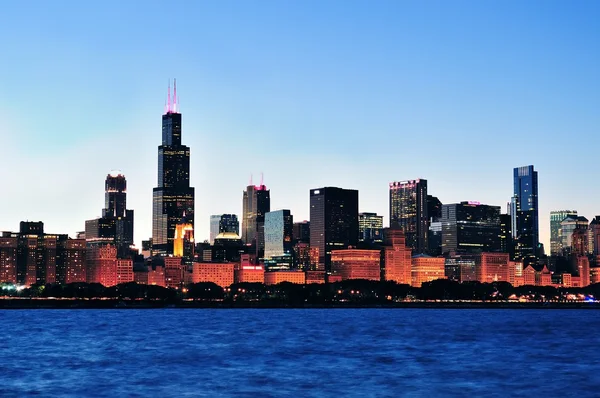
left=0, top=299, right=598, bottom=310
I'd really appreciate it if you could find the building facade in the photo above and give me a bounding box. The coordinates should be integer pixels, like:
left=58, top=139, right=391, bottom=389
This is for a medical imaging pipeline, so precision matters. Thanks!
left=210, top=214, right=239, bottom=245
left=330, top=249, right=381, bottom=281
left=309, top=187, right=359, bottom=272
left=550, top=210, right=578, bottom=255
left=358, top=212, right=384, bottom=244
left=411, top=254, right=445, bottom=287
left=242, top=184, right=270, bottom=258
left=152, top=84, right=195, bottom=256
left=264, top=210, right=293, bottom=268
left=383, top=227, right=412, bottom=285
left=440, top=202, right=501, bottom=255
left=511, top=165, right=539, bottom=260
left=389, top=179, right=428, bottom=253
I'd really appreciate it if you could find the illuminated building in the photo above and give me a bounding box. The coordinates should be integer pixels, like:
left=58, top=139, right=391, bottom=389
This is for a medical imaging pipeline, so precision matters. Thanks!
left=590, top=217, right=600, bottom=256
left=590, top=267, right=600, bottom=284
left=293, top=221, right=310, bottom=244
left=560, top=216, right=588, bottom=256
left=213, top=232, right=245, bottom=262
left=522, top=264, right=552, bottom=286
left=511, top=165, right=539, bottom=260
left=331, top=249, right=381, bottom=281
left=411, top=254, right=445, bottom=287
left=242, top=182, right=270, bottom=258
left=134, top=261, right=166, bottom=287
left=192, top=262, right=234, bottom=288
left=116, top=259, right=134, bottom=285
left=499, top=214, right=513, bottom=256
left=0, top=237, right=17, bottom=283
left=383, top=226, right=412, bottom=285
left=61, top=239, right=87, bottom=284
left=440, top=202, right=501, bottom=255
left=264, top=270, right=306, bottom=285
left=264, top=210, right=293, bottom=269
left=152, top=81, right=195, bottom=256
left=359, top=212, right=384, bottom=244
left=461, top=252, right=512, bottom=284
left=550, top=210, right=577, bottom=255
left=309, top=187, right=359, bottom=272
left=305, top=270, right=326, bottom=284
left=293, top=242, right=319, bottom=271
left=173, top=216, right=194, bottom=259
left=86, top=245, right=117, bottom=287
left=210, top=214, right=239, bottom=245
left=389, top=179, right=428, bottom=253
left=577, top=256, right=590, bottom=287
left=85, top=172, right=134, bottom=258
left=235, top=264, right=265, bottom=284
left=164, top=257, right=183, bottom=288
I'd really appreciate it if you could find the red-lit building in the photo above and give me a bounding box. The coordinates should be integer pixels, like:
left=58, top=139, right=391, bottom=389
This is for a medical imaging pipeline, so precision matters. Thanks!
left=577, top=256, right=590, bottom=287
left=192, top=262, right=235, bottom=288
left=116, top=259, right=134, bottom=285
left=331, top=249, right=381, bottom=281
left=235, top=265, right=265, bottom=284
left=0, top=237, right=17, bottom=283
left=411, top=255, right=445, bottom=287
left=86, top=245, right=117, bottom=287
left=164, top=257, right=183, bottom=289
left=590, top=267, right=600, bottom=284
left=264, top=270, right=306, bottom=285
left=305, top=270, right=326, bottom=284
left=62, top=239, right=87, bottom=284
left=523, top=264, right=552, bottom=286
left=383, top=228, right=411, bottom=285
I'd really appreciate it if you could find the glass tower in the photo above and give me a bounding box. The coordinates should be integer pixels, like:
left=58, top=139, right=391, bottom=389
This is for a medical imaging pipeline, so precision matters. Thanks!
left=242, top=184, right=270, bottom=258
left=152, top=83, right=195, bottom=256
left=389, top=179, right=428, bottom=253
left=511, top=165, right=539, bottom=260
left=550, top=210, right=577, bottom=256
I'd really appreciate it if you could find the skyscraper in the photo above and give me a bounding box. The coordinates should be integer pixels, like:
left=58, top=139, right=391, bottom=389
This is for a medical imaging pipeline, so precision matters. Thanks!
left=152, top=81, right=195, bottom=256
left=358, top=212, right=384, bottom=244
left=210, top=214, right=239, bottom=245
left=511, top=165, right=539, bottom=260
left=440, top=202, right=501, bottom=255
left=242, top=183, right=270, bottom=258
left=264, top=209, right=293, bottom=269
left=389, top=179, right=428, bottom=253
left=550, top=210, right=577, bottom=255
left=309, top=187, right=359, bottom=272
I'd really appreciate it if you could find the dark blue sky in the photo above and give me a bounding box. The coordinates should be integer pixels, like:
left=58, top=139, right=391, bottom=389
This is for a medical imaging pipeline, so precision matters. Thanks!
left=0, top=0, right=598, bottom=247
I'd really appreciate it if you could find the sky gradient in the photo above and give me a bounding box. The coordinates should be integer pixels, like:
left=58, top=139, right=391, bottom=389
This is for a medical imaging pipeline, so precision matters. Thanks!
left=0, top=0, right=598, bottom=249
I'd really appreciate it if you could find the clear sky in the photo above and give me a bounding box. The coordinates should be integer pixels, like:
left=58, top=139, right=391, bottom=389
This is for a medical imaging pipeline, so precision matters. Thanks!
left=0, top=0, right=598, bottom=250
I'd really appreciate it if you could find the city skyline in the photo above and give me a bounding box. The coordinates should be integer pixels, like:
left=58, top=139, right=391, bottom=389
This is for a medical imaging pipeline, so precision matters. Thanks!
left=1, top=1, right=598, bottom=249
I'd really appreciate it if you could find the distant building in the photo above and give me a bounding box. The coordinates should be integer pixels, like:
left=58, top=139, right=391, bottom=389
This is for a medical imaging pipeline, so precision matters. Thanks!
left=264, top=270, right=306, bottom=285
left=511, top=165, right=539, bottom=260
left=164, top=257, right=183, bottom=289
left=209, top=214, right=239, bottom=245
left=427, top=195, right=442, bottom=222
left=444, top=257, right=477, bottom=283
left=389, top=179, right=428, bottom=253
left=309, top=187, right=359, bottom=272
left=560, top=216, right=588, bottom=256
left=499, top=214, right=513, bottom=256
left=192, top=262, right=234, bottom=288
left=589, top=216, right=600, bottom=256
left=292, top=221, right=310, bottom=244
left=411, top=254, right=445, bottom=287
left=86, top=245, right=118, bottom=287
left=441, top=202, right=501, bottom=255
left=212, top=232, right=245, bottom=263
left=550, top=210, right=577, bottom=255
left=242, top=183, right=270, bottom=258
left=234, top=262, right=265, bottom=284
left=358, top=212, right=384, bottom=244
left=383, top=226, right=412, bottom=285
left=0, top=237, right=18, bottom=283
left=264, top=210, right=294, bottom=269
left=331, top=249, right=381, bottom=281
left=173, top=215, right=194, bottom=261
left=576, top=256, right=590, bottom=287
left=293, top=242, right=319, bottom=271
left=461, top=252, right=512, bottom=284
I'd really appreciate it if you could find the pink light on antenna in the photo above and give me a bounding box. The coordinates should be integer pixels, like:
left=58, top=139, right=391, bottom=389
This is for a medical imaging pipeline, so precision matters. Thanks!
left=173, top=78, right=177, bottom=113
left=167, top=80, right=172, bottom=113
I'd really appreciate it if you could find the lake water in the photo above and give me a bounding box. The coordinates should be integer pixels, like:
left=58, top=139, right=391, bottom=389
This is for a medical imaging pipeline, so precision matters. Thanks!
left=0, top=309, right=598, bottom=397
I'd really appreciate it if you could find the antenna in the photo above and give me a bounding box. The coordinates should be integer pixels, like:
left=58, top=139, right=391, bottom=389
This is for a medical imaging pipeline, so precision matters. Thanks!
left=173, top=78, right=177, bottom=113
left=250, top=174, right=253, bottom=186
left=167, top=80, right=172, bottom=113
left=260, top=172, right=264, bottom=187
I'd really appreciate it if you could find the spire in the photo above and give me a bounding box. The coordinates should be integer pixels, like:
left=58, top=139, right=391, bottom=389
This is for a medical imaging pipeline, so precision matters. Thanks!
left=260, top=172, right=264, bottom=187
left=167, top=80, right=172, bottom=113
left=250, top=174, right=253, bottom=186
left=173, top=78, right=177, bottom=113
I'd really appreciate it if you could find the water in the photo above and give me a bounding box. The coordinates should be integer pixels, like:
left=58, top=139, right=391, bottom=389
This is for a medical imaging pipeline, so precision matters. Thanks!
left=0, top=309, right=598, bottom=397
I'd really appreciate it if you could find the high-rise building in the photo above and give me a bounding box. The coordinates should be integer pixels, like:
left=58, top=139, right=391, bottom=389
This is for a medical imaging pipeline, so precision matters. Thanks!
left=152, top=81, right=195, bottom=256
left=389, top=179, right=428, bottom=253
left=0, top=237, right=18, bottom=283
left=264, top=210, right=294, bottom=269
left=411, top=254, right=445, bottom=287
left=209, top=214, right=239, bottom=245
left=560, top=216, right=588, bottom=256
left=86, top=172, right=134, bottom=258
left=499, top=214, right=513, bottom=256
left=292, top=221, right=310, bottom=244
left=331, top=249, right=381, bottom=281
left=440, top=202, right=501, bottom=255
left=383, top=225, right=412, bottom=285
left=427, top=195, right=443, bottom=222
left=511, top=165, right=539, bottom=260
left=242, top=183, right=270, bottom=258
left=590, top=216, right=600, bottom=256
left=550, top=210, right=578, bottom=255
left=358, top=212, right=384, bottom=244
left=309, top=187, right=359, bottom=272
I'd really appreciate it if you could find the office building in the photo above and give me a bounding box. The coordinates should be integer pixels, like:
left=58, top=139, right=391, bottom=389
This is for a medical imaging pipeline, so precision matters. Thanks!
left=85, top=172, right=135, bottom=258
left=86, top=245, right=118, bottom=287
left=511, top=165, right=539, bottom=260
left=152, top=81, right=195, bottom=256
left=209, top=214, right=239, bottom=245
left=383, top=225, right=412, bottom=285
left=309, top=187, right=359, bottom=272
left=411, top=254, right=445, bottom=287
left=331, top=249, right=381, bottom=281
left=389, top=179, right=428, bottom=253
left=560, top=216, right=588, bottom=256
left=589, top=216, right=600, bottom=256
left=427, top=195, right=443, bottom=222
left=358, top=212, right=384, bottom=244
left=191, top=262, right=235, bottom=288
left=440, top=202, right=501, bottom=254
left=499, top=214, right=513, bottom=256
left=550, top=210, right=578, bottom=255
left=242, top=183, right=270, bottom=258
left=0, top=237, right=18, bottom=283
left=264, top=210, right=293, bottom=269
left=293, top=221, right=310, bottom=244
left=264, top=270, right=306, bottom=285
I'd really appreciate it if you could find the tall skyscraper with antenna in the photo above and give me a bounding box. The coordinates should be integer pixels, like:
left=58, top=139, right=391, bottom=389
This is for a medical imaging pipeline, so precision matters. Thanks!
left=242, top=174, right=270, bottom=259
left=152, top=80, right=195, bottom=256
